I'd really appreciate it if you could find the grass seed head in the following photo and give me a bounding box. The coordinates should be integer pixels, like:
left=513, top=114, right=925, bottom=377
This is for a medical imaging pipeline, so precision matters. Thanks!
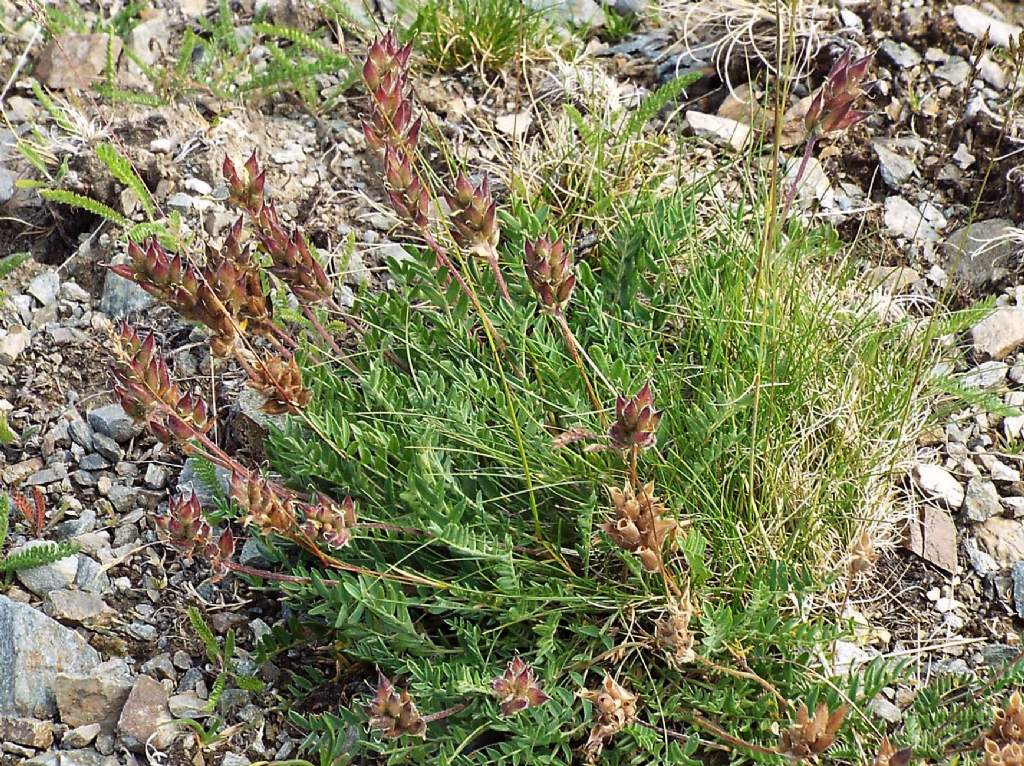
left=492, top=656, right=550, bottom=717
left=368, top=676, right=427, bottom=739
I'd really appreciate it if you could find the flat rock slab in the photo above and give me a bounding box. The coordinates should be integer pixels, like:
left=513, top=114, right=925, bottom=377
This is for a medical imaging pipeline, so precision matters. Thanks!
left=117, top=675, right=177, bottom=751
left=904, top=506, right=958, bottom=574
left=0, top=595, right=100, bottom=718
left=971, top=307, right=1024, bottom=360
left=54, top=660, right=134, bottom=731
left=34, top=34, right=122, bottom=90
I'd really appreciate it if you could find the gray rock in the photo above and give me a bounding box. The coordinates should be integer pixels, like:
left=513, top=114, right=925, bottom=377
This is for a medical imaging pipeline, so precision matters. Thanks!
left=166, top=192, right=195, bottom=213
left=879, top=39, right=922, bottom=68
left=34, top=34, right=121, bottom=90
left=68, top=419, right=94, bottom=450
left=167, top=692, right=207, bottom=719
left=911, top=463, right=965, bottom=508
left=0, top=595, right=101, bottom=717
left=79, top=453, right=110, bottom=471
left=177, top=456, right=231, bottom=506
left=342, top=249, right=373, bottom=287
left=91, top=433, right=123, bottom=462
left=27, top=270, right=60, bottom=306
left=87, top=404, right=134, bottom=442
left=872, top=142, right=916, bottom=188
left=54, top=659, right=134, bottom=730
left=868, top=696, right=902, bottom=723
left=0, top=716, right=54, bottom=748
left=964, top=478, right=1002, bottom=522
left=25, top=750, right=120, bottom=766
left=239, top=537, right=272, bottom=568
left=55, top=510, right=97, bottom=539
left=884, top=196, right=940, bottom=241
left=26, top=463, right=68, bottom=486
left=941, top=218, right=1020, bottom=293
left=527, top=0, right=605, bottom=27
left=971, top=308, right=1024, bottom=360
left=75, top=555, right=110, bottom=595
left=964, top=536, right=999, bottom=577
left=963, top=361, right=1008, bottom=389
left=952, top=4, right=1022, bottom=48
left=62, top=722, right=101, bottom=748
left=13, top=541, right=80, bottom=596
left=45, top=590, right=110, bottom=624
left=100, top=254, right=156, bottom=318
left=144, top=463, right=169, bottom=490
left=61, top=282, right=92, bottom=303
left=934, top=56, right=971, bottom=85
left=1013, top=561, right=1024, bottom=619
left=0, top=165, right=14, bottom=205
left=0, top=325, right=31, bottom=365
left=105, top=484, right=135, bottom=513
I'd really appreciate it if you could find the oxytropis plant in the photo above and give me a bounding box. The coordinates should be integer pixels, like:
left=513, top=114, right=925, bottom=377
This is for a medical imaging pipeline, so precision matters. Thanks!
left=106, top=30, right=961, bottom=765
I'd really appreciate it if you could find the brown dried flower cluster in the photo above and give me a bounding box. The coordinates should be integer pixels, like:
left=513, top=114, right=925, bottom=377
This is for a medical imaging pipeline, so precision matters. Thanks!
left=655, top=589, right=696, bottom=667
left=367, top=676, right=426, bottom=739
left=580, top=675, right=638, bottom=760
left=224, top=153, right=332, bottom=303
left=111, top=239, right=237, bottom=355
left=777, top=701, right=847, bottom=759
left=491, top=657, right=549, bottom=717
left=873, top=738, right=913, bottom=766
left=603, top=481, right=677, bottom=572
left=849, top=530, right=878, bottom=575
left=992, top=692, right=1024, bottom=744
left=245, top=351, right=313, bottom=415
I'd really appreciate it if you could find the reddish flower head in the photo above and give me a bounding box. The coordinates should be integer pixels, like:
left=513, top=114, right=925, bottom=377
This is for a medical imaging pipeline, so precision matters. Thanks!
left=492, top=657, right=550, bottom=717
left=608, top=382, right=661, bottom=451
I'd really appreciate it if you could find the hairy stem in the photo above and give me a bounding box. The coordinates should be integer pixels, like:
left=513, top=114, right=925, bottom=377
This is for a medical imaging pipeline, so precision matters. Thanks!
left=554, top=310, right=607, bottom=425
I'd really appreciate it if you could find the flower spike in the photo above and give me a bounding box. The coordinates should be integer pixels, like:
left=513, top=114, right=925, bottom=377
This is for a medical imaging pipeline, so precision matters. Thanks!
left=608, top=382, right=661, bottom=451
left=492, top=657, right=549, bottom=717
left=367, top=676, right=427, bottom=739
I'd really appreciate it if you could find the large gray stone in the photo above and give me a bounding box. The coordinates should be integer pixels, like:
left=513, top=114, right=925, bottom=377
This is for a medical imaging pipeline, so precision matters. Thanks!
left=13, top=541, right=80, bottom=596
left=941, top=218, right=1020, bottom=293
left=27, top=270, right=60, bottom=306
left=54, top=659, right=134, bottom=731
left=87, top=404, right=134, bottom=443
left=99, top=254, right=155, bottom=318
left=0, top=595, right=101, bottom=718
left=177, top=457, right=231, bottom=507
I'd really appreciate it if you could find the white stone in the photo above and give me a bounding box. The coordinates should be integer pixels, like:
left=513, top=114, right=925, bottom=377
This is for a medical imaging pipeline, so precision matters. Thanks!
left=911, top=463, right=965, bottom=508
left=953, top=5, right=1023, bottom=48
left=971, top=308, right=1024, bottom=360
left=685, top=111, right=752, bottom=152
left=885, top=196, right=940, bottom=241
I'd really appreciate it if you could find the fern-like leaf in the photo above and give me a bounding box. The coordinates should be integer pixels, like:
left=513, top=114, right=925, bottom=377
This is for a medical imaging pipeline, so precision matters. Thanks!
left=188, top=606, right=223, bottom=664
left=0, top=495, right=9, bottom=549
left=623, top=71, right=702, bottom=139
left=933, top=374, right=1022, bottom=418
left=38, top=189, right=129, bottom=228
left=96, top=142, right=156, bottom=219
left=0, top=541, right=80, bottom=573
